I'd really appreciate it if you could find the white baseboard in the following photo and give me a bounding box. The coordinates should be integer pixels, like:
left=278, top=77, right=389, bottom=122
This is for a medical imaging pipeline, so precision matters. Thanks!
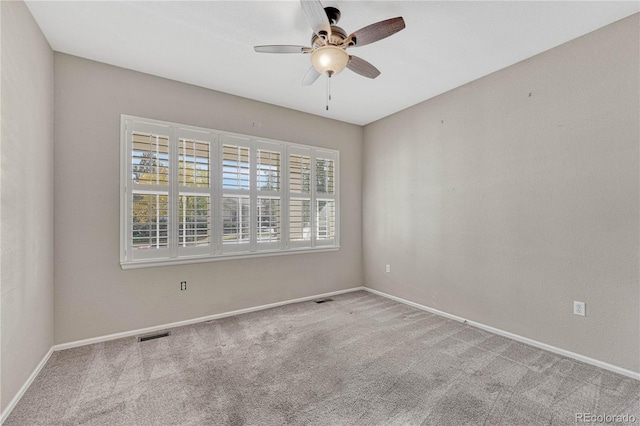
left=1, top=346, right=54, bottom=425
left=364, top=287, right=640, bottom=381
left=53, top=286, right=365, bottom=351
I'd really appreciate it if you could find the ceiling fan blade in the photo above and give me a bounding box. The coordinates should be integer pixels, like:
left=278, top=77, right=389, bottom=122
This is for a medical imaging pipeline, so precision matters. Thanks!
left=348, top=17, right=405, bottom=48
left=347, top=55, right=381, bottom=79
left=300, top=0, right=331, bottom=39
left=302, top=66, right=321, bottom=86
left=254, top=45, right=311, bottom=54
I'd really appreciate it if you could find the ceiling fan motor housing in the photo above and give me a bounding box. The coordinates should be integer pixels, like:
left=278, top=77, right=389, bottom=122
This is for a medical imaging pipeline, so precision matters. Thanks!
left=312, top=25, right=347, bottom=48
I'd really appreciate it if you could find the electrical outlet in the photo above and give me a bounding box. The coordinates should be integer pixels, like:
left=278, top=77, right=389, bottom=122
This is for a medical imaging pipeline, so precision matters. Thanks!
left=180, top=281, right=187, bottom=291
left=385, top=264, right=391, bottom=273
left=573, top=301, right=585, bottom=317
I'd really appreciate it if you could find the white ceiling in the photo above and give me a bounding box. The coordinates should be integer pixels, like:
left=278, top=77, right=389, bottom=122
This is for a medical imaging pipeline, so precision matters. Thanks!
left=26, top=1, right=639, bottom=126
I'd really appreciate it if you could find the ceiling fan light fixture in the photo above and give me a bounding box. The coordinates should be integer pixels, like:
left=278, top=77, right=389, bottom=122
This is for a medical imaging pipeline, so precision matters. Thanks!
left=311, top=46, right=349, bottom=76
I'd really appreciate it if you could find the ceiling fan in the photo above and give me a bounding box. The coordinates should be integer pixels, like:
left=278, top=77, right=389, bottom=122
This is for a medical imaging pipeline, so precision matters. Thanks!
left=254, top=0, right=406, bottom=86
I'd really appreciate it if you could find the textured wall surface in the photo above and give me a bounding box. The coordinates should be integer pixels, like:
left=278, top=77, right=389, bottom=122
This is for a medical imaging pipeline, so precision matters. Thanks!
left=53, top=53, right=363, bottom=344
left=363, top=14, right=640, bottom=372
left=0, top=0, right=54, bottom=412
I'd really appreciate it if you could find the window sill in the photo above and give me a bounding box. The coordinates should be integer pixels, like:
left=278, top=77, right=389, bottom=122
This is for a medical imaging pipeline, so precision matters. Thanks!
left=120, top=246, right=340, bottom=270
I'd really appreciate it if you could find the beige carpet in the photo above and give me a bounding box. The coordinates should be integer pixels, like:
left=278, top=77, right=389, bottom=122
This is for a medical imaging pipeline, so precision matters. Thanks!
left=6, top=291, right=639, bottom=425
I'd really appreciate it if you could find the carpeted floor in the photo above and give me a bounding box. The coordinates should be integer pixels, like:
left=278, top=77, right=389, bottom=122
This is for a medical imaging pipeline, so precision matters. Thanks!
left=5, top=291, right=639, bottom=425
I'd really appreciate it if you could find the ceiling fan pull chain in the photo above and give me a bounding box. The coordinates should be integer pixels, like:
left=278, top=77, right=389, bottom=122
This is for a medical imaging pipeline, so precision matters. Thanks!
left=325, top=74, right=333, bottom=111
left=326, top=74, right=329, bottom=110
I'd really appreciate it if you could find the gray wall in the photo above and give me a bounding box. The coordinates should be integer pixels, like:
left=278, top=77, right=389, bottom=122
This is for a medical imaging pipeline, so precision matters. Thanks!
left=53, top=54, right=363, bottom=345
left=0, top=1, right=54, bottom=412
left=363, top=14, right=640, bottom=373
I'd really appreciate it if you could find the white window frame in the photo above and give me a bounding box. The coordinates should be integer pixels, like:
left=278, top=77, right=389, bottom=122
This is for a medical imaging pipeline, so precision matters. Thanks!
left=120, top=115, right=339, bottom=269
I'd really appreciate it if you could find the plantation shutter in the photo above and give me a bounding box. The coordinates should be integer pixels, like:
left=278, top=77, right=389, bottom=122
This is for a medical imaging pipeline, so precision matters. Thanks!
left=221, top=135, right=252, bottom=253
left=256, top=141, right=283, bottom=250
left=177, top=128, right=214, bottom=257
left=314, top=150, right=338, bottom=246
left=121, top=115, right=339, bottom=268
left=125, top=120, right=172, bottom=261
left=288, top=147, right=312, bottom=248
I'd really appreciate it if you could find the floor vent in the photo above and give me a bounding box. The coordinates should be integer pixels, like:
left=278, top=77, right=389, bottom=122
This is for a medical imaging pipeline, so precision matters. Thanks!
left=314, top=298, right=334, bottom=304
left=138, top=331, right=171, bottom=342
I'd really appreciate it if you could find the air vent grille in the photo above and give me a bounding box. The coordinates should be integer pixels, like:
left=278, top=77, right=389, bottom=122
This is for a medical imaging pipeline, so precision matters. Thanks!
left=138, top=331, right=171, bottom=342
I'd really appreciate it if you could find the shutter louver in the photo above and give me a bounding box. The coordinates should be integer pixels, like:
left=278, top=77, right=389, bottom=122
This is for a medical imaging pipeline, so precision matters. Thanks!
left=132, top=132, right=170, bottom=186
left=290, top=199, right=311, bottom=241
left=223, top=145, right=250, bottom=190
left=289, top=154, right=311, bottom=193
left=178, top=137, right=211, bottom=250
left=257, top=147, right=281, bottom=245
left=131, top=130, right=171, bottom=257
left=258, top=198, right=280, bottom=242
left=315, top=158, right=335, bottom=194
left=222, top=142, right=251, bottom=251
left=223, top=196, right=250, bottom=243
left=132, top=194, right=169, bottom=249
left=289, top=153, right=312, bottom=245
left=178, top=194, right=210, bottom=247
left=179, top=139, right=209, bottom=188
left=316, top=200, right=335, bottom=240
left=257, top=150, right=280, bottom=191
left=315, top=156, right=336, bottom=244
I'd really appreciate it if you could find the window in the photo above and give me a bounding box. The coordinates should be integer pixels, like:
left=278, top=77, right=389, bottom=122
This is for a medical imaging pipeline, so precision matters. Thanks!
left=121, top=115, right=339, bottom=268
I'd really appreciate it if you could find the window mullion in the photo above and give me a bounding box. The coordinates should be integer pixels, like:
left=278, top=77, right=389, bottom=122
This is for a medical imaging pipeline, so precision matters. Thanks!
left=334, top=153, right=340, bottom=246
left=277, top=145, right=285, bottom=250
left=211, top=134, right=220, bottom=256
left=123, top=119, right=133, bottom=262
left=282, top=146, right=289, bottom=249
left=169, top=126, right=179, bottom=258
left=249, top=141, right=257, bottom=252
left=181, top=136, right=186, bottom=248
left=218, top=137, right=226, bottom=254
left=310, top=151, right=316, bottom=248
